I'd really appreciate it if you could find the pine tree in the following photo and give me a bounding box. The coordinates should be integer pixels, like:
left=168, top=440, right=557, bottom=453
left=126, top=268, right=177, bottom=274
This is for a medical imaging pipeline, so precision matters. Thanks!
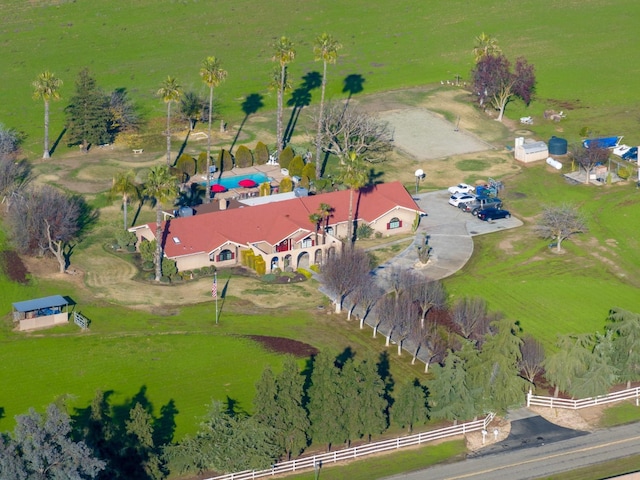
left=392, top=379, right=429, bottom=433
left=274, top=357, right=310, bottom=459
left=356, top=357, right=388, bottom=441
left=429, top=351, right=476, bottom=423
left=308, top=352, right=345, bottom=450
left=65, top=68, right=111, bottom=151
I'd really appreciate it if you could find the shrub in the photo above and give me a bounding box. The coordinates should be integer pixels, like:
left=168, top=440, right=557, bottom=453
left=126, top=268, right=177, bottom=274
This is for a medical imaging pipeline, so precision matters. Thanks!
left=279, top=177, right=293, bottom=193
left=197, top=152, right=208, bottom=173
left=314, top=178, right=333, bottom=193
left=288, top=155, right=304, bottom=177
left=182, top=270, right=192, bottom=279
left=218, top=149, right=234, bottom=172
left=356, top=223, right=374, bottom=239
left=176, top=154, right=197, bottom=177
left=279, top=146, right=295, bottom=169
left=618, top=166, right=631, bottom=180
left=297, top=268, right=312, bottom=279
left=254, top=256, right=266, bottom=275
left=127, top=245, right=136, bottom=253
left=162, top=258, right=178, bottom=278
left=254, top=141, right=269, bottom=165
left=302, top=162, right=316, bottom=182
left=192, top=268, right=201, bottom=276
left=235, top=145, right=253, bottom=168
left=375, top=232, right=383, bottom=239
left=259, top=182, right=271, bottom=196
left=300, top=176, right=310, bottom=189
left=142, top=261, right=154, bottom=271
left=309, top=264, right=320, bottom=273
left=160, top=275, right=171, bottom=284
left=116, top=230, right=137, bottom=248
left=146, top=272, right=156, bottom=281
left=262, top=273, right=276, bottom=283
left=241, top=249, right=255, bottom=266
left=139, top=240, right=156, bottom=263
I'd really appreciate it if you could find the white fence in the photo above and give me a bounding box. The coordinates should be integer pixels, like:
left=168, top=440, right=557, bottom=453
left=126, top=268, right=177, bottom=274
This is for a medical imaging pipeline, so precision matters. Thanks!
left=205, top=413, right=495, bottom=480
left=527, top=386, right=640, bottom=410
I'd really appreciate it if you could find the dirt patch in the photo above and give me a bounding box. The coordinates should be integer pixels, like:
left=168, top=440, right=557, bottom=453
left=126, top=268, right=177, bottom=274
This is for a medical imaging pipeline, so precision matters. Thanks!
left=246, top=335, right=319, bottom=357
left=0, top=250, right=30, bottom=284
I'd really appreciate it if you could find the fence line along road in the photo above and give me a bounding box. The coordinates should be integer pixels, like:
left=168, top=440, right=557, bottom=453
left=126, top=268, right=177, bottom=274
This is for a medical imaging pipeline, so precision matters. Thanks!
left=527, top=386, right=640, bottom=410
left=205, top=413, right=495, bottom=480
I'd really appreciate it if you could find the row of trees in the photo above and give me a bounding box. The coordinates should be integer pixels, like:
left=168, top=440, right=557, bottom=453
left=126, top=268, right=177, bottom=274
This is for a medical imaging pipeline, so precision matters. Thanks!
left=322, top=248, right=640, bottom=409
left=166, top=353, right=429, bottom=476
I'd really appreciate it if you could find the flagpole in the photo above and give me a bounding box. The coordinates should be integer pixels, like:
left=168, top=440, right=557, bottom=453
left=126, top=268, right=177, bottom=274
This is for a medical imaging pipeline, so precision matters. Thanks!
left=214, top=272, right=219, bottom=325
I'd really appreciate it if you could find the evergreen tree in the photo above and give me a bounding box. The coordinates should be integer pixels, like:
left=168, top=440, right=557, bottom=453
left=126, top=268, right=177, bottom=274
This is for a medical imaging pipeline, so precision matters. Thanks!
left=65, top=68, right=111, bottom=151
left=475, top=318, right=528, bottom=412
left=392, top=379, right=429, bottom=433
left=356, top=357, right=388, bottom=441
left=571, top=331, right=617, bottom=398
left=429, top=351, right=476, bottom=423
left=307, top=352, right=345, bottom=450
left=607, top=308, right=640, bottom=388
left=124, top=403, right=165, bottom=480
left=253, top=366, right=278, bottom=427
left=274, top=357, right=310, bottom=459
left=543, top=334, right=592, bottom=397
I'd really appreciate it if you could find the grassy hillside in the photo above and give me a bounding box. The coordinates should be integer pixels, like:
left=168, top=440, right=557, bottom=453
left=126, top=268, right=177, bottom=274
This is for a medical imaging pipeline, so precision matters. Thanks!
left=3, top=0, right=640, bottom=156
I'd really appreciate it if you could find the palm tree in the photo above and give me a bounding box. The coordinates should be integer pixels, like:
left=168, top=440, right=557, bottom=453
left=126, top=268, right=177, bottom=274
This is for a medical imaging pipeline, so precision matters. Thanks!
left=338, top=152, right=368, bottom=245
left=157, top=76, right=182, bottom=166
left=32, top=71, right=63, bottom=159
left=309, top=212, right=322, bottom=245
left=143, top=165, right=178, bottom=281
left=271, top=36, right=296, bottom=159
left=472, top=32, right=501, bottom=63
left=319, top=202, right=334, bottom=244
left=199, top=56, right=227, bottom=202
left=110, top=170, right=139, bottom=230
left=313, top=33, right=342, bottom=178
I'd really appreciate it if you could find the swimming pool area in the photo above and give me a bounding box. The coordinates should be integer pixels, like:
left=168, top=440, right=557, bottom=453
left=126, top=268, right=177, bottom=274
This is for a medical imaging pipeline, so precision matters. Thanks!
left=202, top=172, right=270, bottom=190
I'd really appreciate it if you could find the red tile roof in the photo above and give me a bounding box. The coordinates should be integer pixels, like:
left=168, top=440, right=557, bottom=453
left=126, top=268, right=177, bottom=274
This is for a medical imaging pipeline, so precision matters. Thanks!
left=143, top=181, right=421, bottom=258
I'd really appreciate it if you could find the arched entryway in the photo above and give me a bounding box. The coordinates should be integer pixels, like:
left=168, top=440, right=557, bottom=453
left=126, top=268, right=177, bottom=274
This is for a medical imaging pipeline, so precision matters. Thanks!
left=297, top=251, right=310, bottom=269
left=314, top=249, right=323, bottom=265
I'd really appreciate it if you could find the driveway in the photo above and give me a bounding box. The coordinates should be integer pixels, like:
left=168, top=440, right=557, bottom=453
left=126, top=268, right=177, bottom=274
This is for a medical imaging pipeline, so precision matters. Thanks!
left=372, top=190, right=523, bottom=285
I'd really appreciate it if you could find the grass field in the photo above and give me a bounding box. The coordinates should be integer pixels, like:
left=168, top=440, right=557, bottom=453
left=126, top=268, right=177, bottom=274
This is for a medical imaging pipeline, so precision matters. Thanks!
left=3, top=0, right=640, bottom=156
left=3, top=1, right=640, bottom=478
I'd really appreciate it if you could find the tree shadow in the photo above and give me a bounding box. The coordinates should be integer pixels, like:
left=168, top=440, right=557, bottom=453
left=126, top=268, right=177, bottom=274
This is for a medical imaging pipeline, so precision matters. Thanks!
left=72, top=385, right=178, bottom=480
left=230, top=93, right=264, bottom=153
left=176, top=130, right=190, bottom=161
left=334, top=346, right=355, bottom=369
left=224, top=396, right=248, bottom=417
left=342, top=74, right=366, bottom=109
left=377, top=351, right=395, bottom=410
left=284, top=72, right=322, bottom=146
left=215, top=275, right=231, bottom=323
left=49, top=127, right=66, bottom=157
left=175, top=183, right=203, bottom=208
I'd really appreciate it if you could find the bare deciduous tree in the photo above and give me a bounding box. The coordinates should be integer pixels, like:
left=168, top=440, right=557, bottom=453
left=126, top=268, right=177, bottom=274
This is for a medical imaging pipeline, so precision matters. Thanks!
left=535, top=204, right=587, bottom=253
left=321, top=246, right=372, bottom=313
left=571, top=143, right=609, bottom=185
left=451, top=296, right=490, bottom=342
left=409, top=277, right=447, bottom=328
left=7, top=185, right=92, bottom=273
left=519, top=335, right=545, bottom=388
left=0, top=156, right=30, bottom=210
left=314, top=102, right=393, bottom=164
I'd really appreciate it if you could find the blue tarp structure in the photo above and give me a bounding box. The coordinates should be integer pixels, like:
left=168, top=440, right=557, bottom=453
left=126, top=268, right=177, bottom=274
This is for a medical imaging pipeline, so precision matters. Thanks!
left=12, top=295, right=69, bottom=313
left=583, top=136, right=623, bottom=149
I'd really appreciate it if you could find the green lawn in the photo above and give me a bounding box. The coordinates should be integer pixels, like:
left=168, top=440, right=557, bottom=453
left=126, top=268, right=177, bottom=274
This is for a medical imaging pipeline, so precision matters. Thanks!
left=3, top=0, right=640, bottom=156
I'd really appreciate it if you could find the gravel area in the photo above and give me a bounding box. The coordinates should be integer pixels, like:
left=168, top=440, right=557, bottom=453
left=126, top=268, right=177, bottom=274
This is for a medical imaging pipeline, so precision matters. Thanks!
left=380, top=108, right=492, bottom=160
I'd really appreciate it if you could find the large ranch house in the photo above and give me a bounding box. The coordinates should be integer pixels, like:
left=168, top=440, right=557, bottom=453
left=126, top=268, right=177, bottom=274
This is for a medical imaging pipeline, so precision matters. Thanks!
left=130, top=181, right=424, bottom=273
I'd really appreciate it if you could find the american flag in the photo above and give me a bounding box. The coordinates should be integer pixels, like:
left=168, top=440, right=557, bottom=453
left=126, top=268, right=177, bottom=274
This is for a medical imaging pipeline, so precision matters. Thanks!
left=211, top=274, right=217, bottom=298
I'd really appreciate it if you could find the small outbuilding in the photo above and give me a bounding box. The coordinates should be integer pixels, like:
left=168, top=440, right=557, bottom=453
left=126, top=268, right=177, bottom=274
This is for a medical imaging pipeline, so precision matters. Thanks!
left=514, top=137, right=549, bottom=164
left=12, top=295, right=70, bottom=331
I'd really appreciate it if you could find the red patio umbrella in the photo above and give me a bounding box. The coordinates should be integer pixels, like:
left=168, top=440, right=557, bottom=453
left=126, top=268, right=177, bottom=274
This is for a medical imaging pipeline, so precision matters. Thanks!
left=238, top=178, right=258, bottom=188
left=210, top=184, right=227, bottom=193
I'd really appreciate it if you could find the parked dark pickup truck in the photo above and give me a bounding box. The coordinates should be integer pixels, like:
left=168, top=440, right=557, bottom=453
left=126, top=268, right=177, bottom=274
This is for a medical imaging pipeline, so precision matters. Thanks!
left=459, top=196, right=503, bottom=215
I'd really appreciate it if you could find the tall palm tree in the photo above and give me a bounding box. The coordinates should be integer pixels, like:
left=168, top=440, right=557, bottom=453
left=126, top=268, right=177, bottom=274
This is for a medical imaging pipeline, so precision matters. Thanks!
left=271, top=36, right=296, bottom=159
left=313, top=33, right=342, bottom=178
left=157, top=76, right=182, bottom=166
left=199, top=56, right=227, bottom=201
left=309, top=212, right=322, bottom=245
left=319, top=202, right=334, bottom=244
left=32, top=71, right=63, bottom=159
left=110, top=170, right=139, bottom=230
left=143, top=165, right=178, bottom=281
left=338, top=152, right=368, bottom=245
left=472, top=32, right=501, bottom=63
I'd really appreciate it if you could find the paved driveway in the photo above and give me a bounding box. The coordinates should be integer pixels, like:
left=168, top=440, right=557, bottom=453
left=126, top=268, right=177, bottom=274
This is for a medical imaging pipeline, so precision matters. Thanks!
left=372, top=190, right=523, bottom=284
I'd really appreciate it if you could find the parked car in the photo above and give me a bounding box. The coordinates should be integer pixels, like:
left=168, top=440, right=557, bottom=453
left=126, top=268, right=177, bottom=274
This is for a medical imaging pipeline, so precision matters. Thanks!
left=448, top=183, right=475, bottom=194
left=448, top=192, right=476, bottom=207
left=459, top=196, right=503, bottom=214
left=476, top=207, right=511, bottom=221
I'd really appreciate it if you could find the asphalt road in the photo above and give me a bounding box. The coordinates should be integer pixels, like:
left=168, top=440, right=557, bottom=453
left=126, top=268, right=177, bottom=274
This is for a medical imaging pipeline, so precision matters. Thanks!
left=383, top=422, right=640, bottom=480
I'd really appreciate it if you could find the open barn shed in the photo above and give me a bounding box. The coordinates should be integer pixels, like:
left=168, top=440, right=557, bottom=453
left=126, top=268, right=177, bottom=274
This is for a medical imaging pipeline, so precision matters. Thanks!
left=12, top=295, right=70, bottom=331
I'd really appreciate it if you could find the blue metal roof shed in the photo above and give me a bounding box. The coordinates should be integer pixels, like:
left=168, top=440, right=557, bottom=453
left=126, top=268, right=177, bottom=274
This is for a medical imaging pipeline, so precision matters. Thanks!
left=12, top=295, right=69, bottom=313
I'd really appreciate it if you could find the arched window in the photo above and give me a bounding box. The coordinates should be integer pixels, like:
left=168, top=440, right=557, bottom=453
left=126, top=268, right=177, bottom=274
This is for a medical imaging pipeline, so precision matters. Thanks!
left=387, top=217, right=402, bottom=230
left=217, top=249, right=234, bottom=261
